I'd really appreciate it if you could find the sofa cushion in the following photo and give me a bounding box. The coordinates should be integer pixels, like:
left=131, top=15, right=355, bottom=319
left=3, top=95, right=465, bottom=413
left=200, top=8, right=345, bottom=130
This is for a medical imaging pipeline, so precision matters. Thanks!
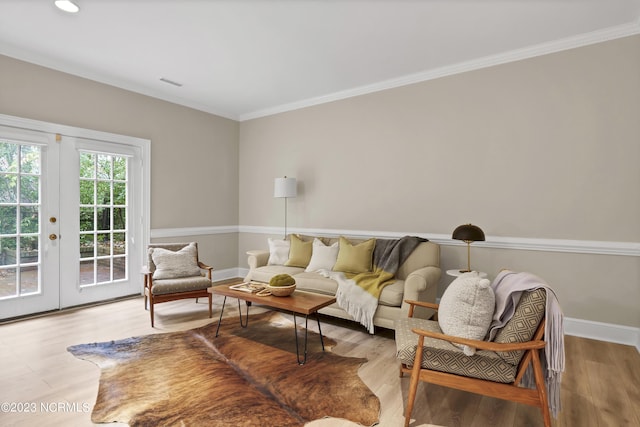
left=305, top=238, right=339, bottom=272
left=267, top=238, right=290, bottom=265
left=249, top=265, right=305, bottom=284
left=438, top=272, right=495, bottom=356
left=333, top=237, right=375, bottom=274
left=150, top=243, right=201, bottom=280
left=292, top=272, right=338, bottom=296
left=378, top=280, right=404, bottom=307
left=395, top=317, right=517, bottom=384
left=285, top=234, right=312, bottom=268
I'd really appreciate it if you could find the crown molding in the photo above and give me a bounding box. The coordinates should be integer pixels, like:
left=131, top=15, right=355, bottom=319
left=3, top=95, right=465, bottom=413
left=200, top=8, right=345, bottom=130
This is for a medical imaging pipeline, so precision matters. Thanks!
left=239, top=21, right=640, bottom=121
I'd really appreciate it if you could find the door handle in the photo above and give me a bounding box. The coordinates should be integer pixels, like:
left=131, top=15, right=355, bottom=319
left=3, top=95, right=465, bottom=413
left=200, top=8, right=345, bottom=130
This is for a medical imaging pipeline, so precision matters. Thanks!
left=49, top=234, right=58, bottom=241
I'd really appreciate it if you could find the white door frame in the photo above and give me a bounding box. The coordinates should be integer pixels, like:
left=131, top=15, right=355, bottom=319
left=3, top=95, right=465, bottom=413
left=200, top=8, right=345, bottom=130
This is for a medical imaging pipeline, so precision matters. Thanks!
left=0, top=125, right=59, bottom=317
left=0, top=113, right=150, bottom=316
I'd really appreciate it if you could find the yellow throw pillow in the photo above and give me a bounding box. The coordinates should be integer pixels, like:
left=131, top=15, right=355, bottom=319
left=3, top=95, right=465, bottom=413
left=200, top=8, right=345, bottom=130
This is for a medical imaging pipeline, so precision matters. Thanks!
left=284, top=234, right=313, bottom=268
left=333, top=237, right=376, bottom=274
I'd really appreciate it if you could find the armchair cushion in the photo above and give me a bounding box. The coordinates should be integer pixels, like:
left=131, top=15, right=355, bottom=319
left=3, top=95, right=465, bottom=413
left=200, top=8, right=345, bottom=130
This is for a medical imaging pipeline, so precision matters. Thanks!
left=493, top=288, right=546, bottom=364
left=150, top=243, right=201, bottom=280
left=151, top=276, right=212, bottom=295
left=395, top=317, right=517, bottom=383
left=437, top=272, right=495, bottom=356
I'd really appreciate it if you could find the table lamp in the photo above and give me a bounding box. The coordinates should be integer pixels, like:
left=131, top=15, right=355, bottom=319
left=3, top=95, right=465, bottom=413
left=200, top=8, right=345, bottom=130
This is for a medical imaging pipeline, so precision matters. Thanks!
left=452, top=223, right=485, bottom=273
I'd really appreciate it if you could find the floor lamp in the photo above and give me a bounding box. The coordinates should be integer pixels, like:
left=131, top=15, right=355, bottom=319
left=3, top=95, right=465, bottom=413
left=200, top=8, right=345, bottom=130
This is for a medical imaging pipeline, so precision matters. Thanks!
left=274, top=176, right=297, bottom=238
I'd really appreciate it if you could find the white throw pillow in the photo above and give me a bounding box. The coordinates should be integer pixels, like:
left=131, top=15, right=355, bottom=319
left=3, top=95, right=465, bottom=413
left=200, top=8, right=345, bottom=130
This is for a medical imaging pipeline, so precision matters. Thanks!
left=151, top=243, right=202, bottom=280
left=438, top=272, right=495, bottom=356
left=267, top=238, right=290, bottom=265
left=305, top=238, right=339, bottom=272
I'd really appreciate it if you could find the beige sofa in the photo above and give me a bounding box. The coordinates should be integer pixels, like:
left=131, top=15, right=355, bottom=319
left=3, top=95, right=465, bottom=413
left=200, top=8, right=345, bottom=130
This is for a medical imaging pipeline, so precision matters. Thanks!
left=244, top=236, right=441, bottom=331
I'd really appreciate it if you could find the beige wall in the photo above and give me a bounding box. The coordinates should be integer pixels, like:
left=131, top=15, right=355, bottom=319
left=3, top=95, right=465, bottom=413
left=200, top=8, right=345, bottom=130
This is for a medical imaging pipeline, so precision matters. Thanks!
left=1, top=34, right=638, bottom=328
left=0, top=54, right=240, bottom=269
left=239, top=35, right=640, bottom=327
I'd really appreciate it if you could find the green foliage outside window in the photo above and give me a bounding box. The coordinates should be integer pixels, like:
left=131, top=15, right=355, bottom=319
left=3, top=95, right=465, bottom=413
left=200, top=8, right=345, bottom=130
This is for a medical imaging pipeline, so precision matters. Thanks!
left=1, top=144, right=127, bottom=256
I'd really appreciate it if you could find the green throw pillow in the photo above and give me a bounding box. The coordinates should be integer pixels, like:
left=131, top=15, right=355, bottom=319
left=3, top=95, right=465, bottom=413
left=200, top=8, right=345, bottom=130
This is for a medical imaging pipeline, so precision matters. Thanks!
left=333, top=237, right=375, bottom=274
left=284, top=234, right=312, bottom=268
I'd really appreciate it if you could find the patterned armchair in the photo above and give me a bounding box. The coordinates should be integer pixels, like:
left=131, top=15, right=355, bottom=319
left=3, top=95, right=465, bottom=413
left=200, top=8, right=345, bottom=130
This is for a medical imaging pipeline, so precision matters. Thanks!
left=395, top=287, right=553, bottom=427
left=142, top=242, right=213, bottom=327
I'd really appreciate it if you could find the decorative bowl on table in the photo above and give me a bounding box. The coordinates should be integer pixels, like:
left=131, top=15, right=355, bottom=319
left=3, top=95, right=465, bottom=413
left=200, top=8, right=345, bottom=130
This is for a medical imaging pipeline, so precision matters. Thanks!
left=267, top=283, right=296, bottom=297
left=267, top=273, right=296, bottom=296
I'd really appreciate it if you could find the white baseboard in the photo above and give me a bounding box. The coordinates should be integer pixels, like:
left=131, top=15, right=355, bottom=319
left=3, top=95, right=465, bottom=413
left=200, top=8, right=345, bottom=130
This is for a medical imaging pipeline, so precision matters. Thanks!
left=564, top=317, right=640, bottom=352
left=212, top=267, right=245, bottom=282
left=236, top=268, right=249, bottom=279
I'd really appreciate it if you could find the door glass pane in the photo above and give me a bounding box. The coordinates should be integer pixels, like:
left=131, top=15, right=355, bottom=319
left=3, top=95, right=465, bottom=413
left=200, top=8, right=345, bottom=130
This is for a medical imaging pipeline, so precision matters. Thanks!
left=0, top=143, right=18, bottom=172
left=97, top=181, right=110, bottom=204
left=78, top=152, right=127, bottom=286
left=0, top=141, right=41, bottom=300
left=20, top=265, right=38, bottom=295
left=20, top=145, right=40, bottom=174
left=79, top=180, right=94, bottom=204
left=0, top=174, right=17, bottom=203
left=20, top=207, right=39, bottom=233
left=0, top=206, right=17, bottom=233
left=79, top=153, right=94, bottom=178
left=20, top=176, right=39, bottom=203
left=97, top=154, right=111, bottom=179
left=80, top=259, right=94, bottom=286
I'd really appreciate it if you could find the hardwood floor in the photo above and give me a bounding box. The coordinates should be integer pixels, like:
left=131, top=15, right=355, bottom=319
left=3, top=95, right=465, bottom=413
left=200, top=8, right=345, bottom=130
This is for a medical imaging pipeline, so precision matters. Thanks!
left=1, top=282, right=638, bottom=427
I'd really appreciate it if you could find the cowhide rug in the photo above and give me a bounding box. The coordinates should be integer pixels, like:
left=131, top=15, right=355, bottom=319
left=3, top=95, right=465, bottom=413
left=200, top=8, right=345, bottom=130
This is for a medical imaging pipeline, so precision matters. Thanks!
left=68, top=311, right=380, bottom=426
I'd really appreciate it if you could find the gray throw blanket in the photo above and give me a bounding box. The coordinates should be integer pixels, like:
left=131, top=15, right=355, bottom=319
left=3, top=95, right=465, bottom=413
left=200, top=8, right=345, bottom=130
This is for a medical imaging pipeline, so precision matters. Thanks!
left=488, top=270, right=565, bottom=419
left=321, top=236, right=426, bottom=333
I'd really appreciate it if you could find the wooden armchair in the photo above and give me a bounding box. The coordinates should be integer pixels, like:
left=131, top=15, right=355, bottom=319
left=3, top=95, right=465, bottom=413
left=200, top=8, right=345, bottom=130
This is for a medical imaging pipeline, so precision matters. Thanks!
left=395, top=289, right=551, bottom=427
left=142, top=242, right=214, bottom=327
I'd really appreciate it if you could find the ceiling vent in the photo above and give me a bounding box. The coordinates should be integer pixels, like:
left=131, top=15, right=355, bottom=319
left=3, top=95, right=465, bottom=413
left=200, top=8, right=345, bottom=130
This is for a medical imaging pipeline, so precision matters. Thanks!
left=159, top=77, right=183, bottom=87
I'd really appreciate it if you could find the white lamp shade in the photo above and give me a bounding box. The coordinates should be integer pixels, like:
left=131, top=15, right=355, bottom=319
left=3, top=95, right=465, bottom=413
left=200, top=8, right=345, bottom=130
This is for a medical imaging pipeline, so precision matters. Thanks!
left=274, top=177, right=297, bottom=198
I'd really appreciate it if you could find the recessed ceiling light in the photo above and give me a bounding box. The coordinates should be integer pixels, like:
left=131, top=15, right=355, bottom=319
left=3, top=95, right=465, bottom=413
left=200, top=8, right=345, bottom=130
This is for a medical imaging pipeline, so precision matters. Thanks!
left=54, top=1, right=80, bottom=13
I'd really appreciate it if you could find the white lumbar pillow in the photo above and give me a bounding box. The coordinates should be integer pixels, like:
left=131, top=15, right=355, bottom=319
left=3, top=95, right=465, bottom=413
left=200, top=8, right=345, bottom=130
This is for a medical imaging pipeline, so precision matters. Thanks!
left=305, top=238, right=339, bottom=272
left=438, top=272, right=495, bottom=356
left=267, top=238, right=290, bottom=265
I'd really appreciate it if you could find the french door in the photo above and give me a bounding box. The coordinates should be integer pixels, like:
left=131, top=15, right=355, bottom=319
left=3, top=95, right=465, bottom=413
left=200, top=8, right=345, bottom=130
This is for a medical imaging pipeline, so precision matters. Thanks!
left=0, top=120, right=148, bottom=320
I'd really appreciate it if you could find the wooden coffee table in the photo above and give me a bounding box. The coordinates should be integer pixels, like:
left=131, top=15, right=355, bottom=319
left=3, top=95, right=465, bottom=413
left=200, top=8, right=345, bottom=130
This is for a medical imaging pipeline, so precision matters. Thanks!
left=209, top=284, right=336, bottom=365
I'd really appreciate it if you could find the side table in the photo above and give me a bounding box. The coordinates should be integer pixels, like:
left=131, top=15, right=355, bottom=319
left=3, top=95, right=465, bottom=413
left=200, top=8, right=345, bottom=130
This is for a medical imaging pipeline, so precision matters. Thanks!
left=446, top=269, right=488, bottom=279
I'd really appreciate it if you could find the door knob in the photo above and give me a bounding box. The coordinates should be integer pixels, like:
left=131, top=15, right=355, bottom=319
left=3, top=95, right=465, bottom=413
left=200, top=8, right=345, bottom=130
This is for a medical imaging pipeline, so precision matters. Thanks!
left=49, top=234, right=58, bottom=241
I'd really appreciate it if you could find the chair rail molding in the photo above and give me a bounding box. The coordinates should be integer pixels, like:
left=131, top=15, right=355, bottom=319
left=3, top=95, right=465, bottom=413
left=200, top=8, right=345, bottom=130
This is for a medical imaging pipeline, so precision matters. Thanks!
left=236, top=225, right=640, bottom=257
left=151, top=225, right=239, bottom=239
left=150, top=225, right=639, bottom=256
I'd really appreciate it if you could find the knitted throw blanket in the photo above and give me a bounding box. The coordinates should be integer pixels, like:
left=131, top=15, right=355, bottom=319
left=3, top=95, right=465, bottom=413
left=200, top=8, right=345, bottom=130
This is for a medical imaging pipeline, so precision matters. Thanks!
left=488, top=270, right=565, bottom=419
left=322, top=236, right=426, bottom=333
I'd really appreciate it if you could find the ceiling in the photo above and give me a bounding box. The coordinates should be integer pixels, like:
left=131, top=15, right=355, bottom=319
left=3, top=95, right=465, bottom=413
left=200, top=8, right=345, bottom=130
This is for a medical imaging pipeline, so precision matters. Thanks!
left=1, top=1, right=639, bottom=121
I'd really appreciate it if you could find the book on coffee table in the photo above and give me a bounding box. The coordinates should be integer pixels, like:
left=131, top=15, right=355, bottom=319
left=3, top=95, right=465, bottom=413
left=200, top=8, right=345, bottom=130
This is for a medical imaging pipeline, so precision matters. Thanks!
left=229, top=282, right=266, bottom=293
